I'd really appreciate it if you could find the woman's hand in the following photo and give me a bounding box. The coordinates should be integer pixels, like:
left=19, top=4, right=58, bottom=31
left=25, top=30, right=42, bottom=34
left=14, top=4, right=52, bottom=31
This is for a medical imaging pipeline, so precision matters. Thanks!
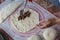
left=39, top=18, right=57, bottom=29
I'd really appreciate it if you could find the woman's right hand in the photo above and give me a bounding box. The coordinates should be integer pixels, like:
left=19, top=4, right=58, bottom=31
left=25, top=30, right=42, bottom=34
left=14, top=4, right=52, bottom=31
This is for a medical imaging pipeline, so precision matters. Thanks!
left=39, top=18, right=57, bottom=29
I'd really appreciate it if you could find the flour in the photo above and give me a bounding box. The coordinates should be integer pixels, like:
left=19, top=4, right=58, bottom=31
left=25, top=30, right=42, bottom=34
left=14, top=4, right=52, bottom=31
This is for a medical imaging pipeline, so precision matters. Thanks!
left=43, top=28, right=58, bottom=40
left=10, top=8, right=39, bottom=33
left=0, top=1, right=23, bottom=23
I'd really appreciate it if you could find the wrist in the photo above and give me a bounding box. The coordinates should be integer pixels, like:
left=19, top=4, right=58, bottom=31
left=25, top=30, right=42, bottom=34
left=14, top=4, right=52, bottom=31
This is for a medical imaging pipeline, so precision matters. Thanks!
left=56, top=18, right=60, bottom=24
left=47, top=18, right=56, bottom=26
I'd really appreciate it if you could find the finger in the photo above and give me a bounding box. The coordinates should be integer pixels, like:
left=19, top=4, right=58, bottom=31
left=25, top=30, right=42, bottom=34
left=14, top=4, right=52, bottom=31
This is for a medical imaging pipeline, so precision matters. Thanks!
left=40, top=20, right=45, bottom=23
left=39, top=25, right=47, bottom=29
left=40, top=19, right=49, bottom=23
left=39, top=24, right=48, bottom=29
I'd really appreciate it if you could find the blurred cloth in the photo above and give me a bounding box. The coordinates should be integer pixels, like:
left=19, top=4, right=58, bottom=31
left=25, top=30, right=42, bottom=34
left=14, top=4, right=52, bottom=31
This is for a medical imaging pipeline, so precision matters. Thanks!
left=48, top=0, right=60, bottom=9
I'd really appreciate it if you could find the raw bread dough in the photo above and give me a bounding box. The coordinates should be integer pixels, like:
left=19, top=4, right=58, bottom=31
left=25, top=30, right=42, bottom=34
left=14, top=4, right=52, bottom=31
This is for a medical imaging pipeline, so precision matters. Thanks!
left=43, top=28, right=58, bottom=40
left=28, top=35, right=41, bottom=40
left=10, top=8, right=39, bottom=33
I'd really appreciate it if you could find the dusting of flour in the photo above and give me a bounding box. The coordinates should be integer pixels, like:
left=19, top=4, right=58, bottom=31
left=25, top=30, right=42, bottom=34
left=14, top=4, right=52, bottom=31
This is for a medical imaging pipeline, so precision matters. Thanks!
left=10, top=8, right=39, bottom=33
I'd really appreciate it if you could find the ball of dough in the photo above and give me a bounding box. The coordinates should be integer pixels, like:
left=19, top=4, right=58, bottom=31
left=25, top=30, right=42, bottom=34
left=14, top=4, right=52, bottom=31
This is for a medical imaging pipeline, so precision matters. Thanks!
left=28, top=35, right=41, bottom=40
left=43, top=28, right=58, bottom=40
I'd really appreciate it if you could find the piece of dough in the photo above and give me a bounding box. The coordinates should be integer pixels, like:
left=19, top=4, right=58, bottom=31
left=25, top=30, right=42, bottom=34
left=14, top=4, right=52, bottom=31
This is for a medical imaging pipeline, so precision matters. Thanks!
left=0, top=1, right=23, bottom=23
left=28, top=35, right=41, bottom=40
left=43, top=28, right=58, bottom=40
left=10, top=8, right=39, bottom=33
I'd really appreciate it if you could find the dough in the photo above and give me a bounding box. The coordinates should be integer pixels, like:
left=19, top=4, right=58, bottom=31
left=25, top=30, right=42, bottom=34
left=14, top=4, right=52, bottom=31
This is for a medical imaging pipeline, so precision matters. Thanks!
left=10, top=8, right=39, bottom=33
left=28, top=35, right=41, bottom=40
left=43, top=28, right=58, bottom=40
left=0, top=1, right=23, bottom=23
